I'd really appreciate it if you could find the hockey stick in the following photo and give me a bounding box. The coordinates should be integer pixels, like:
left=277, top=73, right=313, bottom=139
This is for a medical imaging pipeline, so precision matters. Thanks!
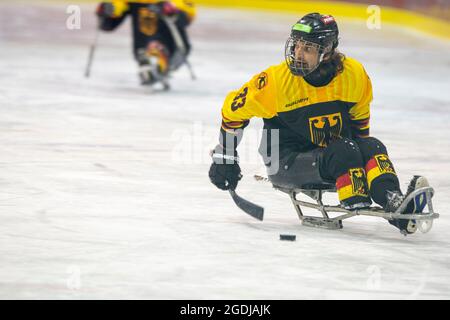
left=160, top=15, right=196, bottom=80
left=183, top=59, right=196, bottom=81
left=85, top=27, right=100, bottom=78
left=229, top=189, right=264, bottom=221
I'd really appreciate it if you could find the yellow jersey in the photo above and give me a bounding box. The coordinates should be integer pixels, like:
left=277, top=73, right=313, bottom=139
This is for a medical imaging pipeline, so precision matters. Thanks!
left=221, top=56, right=372, bottom=152
left=110, top=0, right=196, bottom=22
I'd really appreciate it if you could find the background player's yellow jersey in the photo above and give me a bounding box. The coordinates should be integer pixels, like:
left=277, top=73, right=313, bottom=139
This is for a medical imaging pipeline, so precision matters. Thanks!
left=110, top=0, right=196, bottom=22
left=221, top=56, right=372, bottom=152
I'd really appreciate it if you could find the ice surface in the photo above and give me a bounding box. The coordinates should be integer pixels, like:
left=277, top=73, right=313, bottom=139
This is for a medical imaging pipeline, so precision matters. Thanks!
left=0, top=2, right=449, bottom=299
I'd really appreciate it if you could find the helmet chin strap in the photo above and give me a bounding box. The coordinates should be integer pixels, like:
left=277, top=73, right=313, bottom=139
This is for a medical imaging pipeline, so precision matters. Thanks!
left=304, top=51, right=337, bottom=86
left=302, top=51, right=325, bottom=77
left=319, top=53, right=325, bottom=62
left=317, top=52, right=326, bottom=67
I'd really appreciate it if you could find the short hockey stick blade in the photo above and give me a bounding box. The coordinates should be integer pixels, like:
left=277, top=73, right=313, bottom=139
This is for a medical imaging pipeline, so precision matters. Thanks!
left=229, top=189, right=264, bottom=221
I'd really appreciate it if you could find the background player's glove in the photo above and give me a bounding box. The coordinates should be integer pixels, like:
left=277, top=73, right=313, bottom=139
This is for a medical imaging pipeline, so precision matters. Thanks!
left=160, top=1, right=179, bottom=16
left=209, top=145, right=242, bottom=191
left=96, top=2, right=115, bottom=18
left=148, top=2, right=179, bottom=17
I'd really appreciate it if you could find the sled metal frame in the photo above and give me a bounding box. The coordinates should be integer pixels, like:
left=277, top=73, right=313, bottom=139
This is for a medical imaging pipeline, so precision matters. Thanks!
left=275, top=185, right=439, bottom=231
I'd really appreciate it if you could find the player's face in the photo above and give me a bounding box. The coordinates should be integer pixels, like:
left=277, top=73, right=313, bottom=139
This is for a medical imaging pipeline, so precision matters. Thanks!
left=294, top=40, right=321, bottom=69
left=285, top=37, right=326, bottom=76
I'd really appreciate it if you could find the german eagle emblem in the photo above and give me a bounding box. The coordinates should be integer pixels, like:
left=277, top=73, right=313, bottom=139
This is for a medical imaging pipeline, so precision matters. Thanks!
left=309, top=113, right=342, bottom=147
left=375, top=154, right=395, bottom=174
left=349, top=168, right=368, bottom=196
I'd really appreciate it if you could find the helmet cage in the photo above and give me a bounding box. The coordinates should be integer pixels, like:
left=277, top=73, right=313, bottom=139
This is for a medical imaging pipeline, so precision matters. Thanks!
left=285, top=36, right=332, bottom=77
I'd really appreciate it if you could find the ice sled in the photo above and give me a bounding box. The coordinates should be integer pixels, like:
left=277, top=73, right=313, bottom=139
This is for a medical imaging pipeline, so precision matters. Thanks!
left=272, top=182, right=438, bottom=233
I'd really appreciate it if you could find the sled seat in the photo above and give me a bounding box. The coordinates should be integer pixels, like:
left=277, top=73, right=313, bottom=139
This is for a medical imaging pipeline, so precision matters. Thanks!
left=298, top=182, right=336, bottom=191
left=273, top=182, right=336, bottom=201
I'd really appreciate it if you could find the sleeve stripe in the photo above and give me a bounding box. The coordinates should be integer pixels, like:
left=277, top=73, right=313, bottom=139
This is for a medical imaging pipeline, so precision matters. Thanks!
left=221, top=125, right=239, bottom=134
left=223, top=120, right=244, bottom=127
left=350, top=117, right=370, bottom=126
left=352, top=128, right=370, bottom=138
left=351, top=124, right=370, bottom=130
left=221, top=119, right=250, bottom=131
left=222, top=121, right=244, bottom=130
left=350, top=117, right=370, bottom=136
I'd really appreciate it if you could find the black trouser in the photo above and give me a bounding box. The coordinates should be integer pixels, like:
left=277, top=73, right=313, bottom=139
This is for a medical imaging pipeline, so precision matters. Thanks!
left=266, top=137, right=400, bottom=207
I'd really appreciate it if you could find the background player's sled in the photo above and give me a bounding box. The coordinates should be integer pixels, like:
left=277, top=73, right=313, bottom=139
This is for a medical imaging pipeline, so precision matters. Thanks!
left=252, top=175, right=439, bottom=234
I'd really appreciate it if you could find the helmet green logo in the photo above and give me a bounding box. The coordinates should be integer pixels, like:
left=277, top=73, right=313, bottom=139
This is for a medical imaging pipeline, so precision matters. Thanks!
left=293, top=23, right=312, bottom=33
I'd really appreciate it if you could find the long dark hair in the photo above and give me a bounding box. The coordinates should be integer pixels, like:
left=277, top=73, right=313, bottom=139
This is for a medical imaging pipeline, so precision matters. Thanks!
left=327, top=51, right=345, bottom=76
left=309, top=50, right=345, bottom=81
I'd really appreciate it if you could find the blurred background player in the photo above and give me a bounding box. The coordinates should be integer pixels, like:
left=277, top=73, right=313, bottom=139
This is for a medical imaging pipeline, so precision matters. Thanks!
left=208, top=13, right=433, bottom=235
left=96, top=0, right=196, bottom=87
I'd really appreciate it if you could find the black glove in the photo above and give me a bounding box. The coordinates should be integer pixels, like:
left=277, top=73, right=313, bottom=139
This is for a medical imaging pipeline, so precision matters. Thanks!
left=148, top=2, right=179, bottom=17
left=209, top=146, right=242, bottom=191
left=96, top=2, right=115, bottom=18
left=160, top=1, right=179, bottom=16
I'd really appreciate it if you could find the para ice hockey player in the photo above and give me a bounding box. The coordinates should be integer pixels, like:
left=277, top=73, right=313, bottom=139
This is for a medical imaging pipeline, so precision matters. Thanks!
left=96, top=0, right=196, bottom=87
left=208, top=13, right=434, bottom=235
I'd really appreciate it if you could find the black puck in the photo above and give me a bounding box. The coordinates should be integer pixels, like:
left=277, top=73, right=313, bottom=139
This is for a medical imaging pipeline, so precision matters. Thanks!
left=280, top=234, right=296, bottom=241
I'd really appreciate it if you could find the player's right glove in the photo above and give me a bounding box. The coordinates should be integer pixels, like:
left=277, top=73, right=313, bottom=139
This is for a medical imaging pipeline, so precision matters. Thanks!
left=96, top=2, right=115, bottom=18
left=209, top=145, right=242, bottom=191
left=160, top=1, right=179, bottom=16
left=148, top=2, right=179, bottom=17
